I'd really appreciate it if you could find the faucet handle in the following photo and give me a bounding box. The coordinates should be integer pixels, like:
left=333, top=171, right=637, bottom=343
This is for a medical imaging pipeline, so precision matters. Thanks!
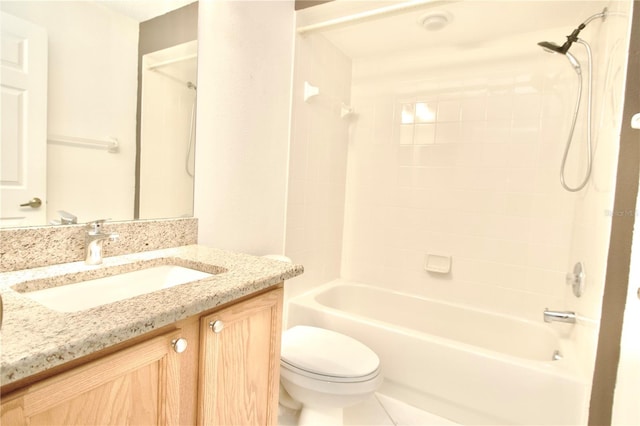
left=86, top=218, right=110, bottom=233
left=58, top=210, right=78, bottom=224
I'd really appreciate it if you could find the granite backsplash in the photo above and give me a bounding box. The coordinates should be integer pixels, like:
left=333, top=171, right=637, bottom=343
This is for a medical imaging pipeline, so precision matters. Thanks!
left=0, top=218, right=197, bottom=272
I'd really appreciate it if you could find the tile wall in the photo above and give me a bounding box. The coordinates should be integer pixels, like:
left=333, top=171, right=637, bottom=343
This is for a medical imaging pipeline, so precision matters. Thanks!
left=284, top=32, right=352, bottom=300
left=342, top=54, right=579, bottom=320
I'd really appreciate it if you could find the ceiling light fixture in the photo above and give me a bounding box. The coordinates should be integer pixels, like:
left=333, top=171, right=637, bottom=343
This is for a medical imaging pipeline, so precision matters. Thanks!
left=416, top=11, right=451, bottom=31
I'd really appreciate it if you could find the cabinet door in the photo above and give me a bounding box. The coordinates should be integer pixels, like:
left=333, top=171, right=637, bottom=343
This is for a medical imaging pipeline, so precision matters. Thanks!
left=1, top=329, right=185, bottom=426
left=199, top=287, right=283, bottom=426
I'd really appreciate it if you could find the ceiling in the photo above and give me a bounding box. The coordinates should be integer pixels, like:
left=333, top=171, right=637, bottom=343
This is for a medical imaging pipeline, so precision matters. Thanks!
left=95, top=0, right=196, bottom=22
left=298, top=0, right=610, bottom=59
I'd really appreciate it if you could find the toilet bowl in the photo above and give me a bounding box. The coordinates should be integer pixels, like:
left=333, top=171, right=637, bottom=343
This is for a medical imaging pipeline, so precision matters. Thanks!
left=280, top=325, right=383, bottom=425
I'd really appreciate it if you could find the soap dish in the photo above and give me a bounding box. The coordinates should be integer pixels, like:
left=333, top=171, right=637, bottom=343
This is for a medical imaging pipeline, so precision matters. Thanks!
left=424, top=254, right=452, bottom=274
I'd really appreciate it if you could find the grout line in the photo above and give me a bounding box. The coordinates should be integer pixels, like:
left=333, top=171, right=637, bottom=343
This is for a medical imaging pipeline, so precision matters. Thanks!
left=375, top=393, right=399, bottom=426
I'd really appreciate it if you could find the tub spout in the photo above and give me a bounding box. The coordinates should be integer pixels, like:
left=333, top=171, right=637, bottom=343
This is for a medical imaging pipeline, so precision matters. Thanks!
left=543, top=308, right=576, bottom=323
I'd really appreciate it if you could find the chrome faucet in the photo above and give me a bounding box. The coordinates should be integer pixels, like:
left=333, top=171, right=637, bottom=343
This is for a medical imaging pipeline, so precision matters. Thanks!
left=59, top=210, right=78, bottom=224
left=543, top=308, right=576, bottom=324
left=85, top=219, right=119, bottom=265
left=50, top=210, right=78, bottom=225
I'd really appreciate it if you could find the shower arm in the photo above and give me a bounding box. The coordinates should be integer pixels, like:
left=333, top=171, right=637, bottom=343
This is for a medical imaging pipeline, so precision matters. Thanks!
left=582, top=9, right=607, bottom=26
left=554, top=9, right=606, bottom=54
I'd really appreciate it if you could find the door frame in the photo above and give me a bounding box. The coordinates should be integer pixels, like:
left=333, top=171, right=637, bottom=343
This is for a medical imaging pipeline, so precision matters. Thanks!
left=589, top=1, right=640, bottom=424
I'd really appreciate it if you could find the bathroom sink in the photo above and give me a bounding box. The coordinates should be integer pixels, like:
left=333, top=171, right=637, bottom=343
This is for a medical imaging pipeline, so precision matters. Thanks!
left=20, top=265, right=214, bottom=313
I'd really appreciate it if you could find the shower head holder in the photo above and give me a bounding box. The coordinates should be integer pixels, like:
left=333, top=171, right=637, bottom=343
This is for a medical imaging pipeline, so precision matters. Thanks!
left=537, top=23, right=585, bottom=55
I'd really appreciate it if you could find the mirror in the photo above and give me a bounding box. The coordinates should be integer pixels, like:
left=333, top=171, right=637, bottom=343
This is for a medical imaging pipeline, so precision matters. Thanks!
left=0, top=0, right=198, bottom=228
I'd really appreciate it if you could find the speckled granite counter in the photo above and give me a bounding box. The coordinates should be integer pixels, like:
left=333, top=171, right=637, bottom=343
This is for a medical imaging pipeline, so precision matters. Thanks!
left=0, top=218, right=198, bottom=272
left=0, top=244, right=303, bottom=387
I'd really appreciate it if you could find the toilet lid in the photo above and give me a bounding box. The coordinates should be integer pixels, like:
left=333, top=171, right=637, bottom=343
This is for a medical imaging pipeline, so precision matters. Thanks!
left=281, top=326, right=380, bottom=379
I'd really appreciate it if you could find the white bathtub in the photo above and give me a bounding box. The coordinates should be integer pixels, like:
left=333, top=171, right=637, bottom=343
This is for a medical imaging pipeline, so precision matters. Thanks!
left=286, top=280, right=589, bottom=425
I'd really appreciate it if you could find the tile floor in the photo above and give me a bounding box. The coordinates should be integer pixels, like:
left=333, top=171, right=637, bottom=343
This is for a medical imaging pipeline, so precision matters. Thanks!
left=278, top=393, right=458, bottom=426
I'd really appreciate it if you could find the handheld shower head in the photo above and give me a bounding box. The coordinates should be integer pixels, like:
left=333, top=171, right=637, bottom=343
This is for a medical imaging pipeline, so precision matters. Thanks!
left=538, top=40, right=582, bottom=74
left=564, top=51, right=582, bottom=74
left=537, top=23, right=585, bottom=56
left=538, top=40, right=569, bottom=55
left=538, top=12, right=598, bottom=193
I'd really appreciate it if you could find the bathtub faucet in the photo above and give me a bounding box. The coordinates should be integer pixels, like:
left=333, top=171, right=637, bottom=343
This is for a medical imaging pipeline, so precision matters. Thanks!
left=543, top=308, right=576, bottom=324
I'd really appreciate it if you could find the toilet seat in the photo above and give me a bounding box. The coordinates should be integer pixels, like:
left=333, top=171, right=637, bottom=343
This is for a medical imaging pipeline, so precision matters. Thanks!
left=281, top=359, right=381, bottom=383
left=281, top=326, right=381, bottom=383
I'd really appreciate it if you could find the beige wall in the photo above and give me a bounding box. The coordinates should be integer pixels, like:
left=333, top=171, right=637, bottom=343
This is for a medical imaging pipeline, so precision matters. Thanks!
left=194, top=0, right=295, bottom=255
left=295, top=0, right=332, bottom=11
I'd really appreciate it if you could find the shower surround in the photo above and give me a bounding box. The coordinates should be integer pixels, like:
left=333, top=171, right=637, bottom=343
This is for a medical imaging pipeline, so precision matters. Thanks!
left=284, top=0, right=632, bottom=423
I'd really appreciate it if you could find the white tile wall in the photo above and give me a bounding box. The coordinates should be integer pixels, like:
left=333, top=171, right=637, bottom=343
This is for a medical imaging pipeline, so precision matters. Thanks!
left=284, top=32, right=352, bottom=300
left=342, top=38, right=622, bottom=328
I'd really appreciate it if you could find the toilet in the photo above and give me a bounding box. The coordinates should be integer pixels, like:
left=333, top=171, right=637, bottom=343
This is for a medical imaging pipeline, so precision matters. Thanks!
left=280, top=325, right=383, bottom=426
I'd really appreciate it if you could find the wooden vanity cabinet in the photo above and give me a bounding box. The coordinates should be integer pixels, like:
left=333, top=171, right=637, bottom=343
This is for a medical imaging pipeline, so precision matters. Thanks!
left=1, top=286, right=284, bottom=426
left=0, top=329, right=185, bottom=425
left=198, top=286, right=283, bottom=425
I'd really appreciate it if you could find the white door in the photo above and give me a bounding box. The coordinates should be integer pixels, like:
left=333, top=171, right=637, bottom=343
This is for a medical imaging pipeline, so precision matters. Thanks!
left=0, top=12, right=47, bottom=227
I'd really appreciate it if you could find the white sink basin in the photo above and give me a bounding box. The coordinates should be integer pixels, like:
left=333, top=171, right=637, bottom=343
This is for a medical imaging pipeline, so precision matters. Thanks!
left=23, top=265, right=214, bottom=313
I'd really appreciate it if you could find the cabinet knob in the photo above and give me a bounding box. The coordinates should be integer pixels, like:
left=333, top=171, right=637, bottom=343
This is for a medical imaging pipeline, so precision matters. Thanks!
left=171, top=338, right=188, bottom=353
left=210, top=320, right=224, bottom=333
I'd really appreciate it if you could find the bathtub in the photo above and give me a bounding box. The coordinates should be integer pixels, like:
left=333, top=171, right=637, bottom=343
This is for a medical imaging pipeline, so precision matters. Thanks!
left=286, top=280, right=589, bottom=425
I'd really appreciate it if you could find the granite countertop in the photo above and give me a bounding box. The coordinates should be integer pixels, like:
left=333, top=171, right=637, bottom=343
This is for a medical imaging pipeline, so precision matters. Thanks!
left=0, top=244, right=303, bottom=387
